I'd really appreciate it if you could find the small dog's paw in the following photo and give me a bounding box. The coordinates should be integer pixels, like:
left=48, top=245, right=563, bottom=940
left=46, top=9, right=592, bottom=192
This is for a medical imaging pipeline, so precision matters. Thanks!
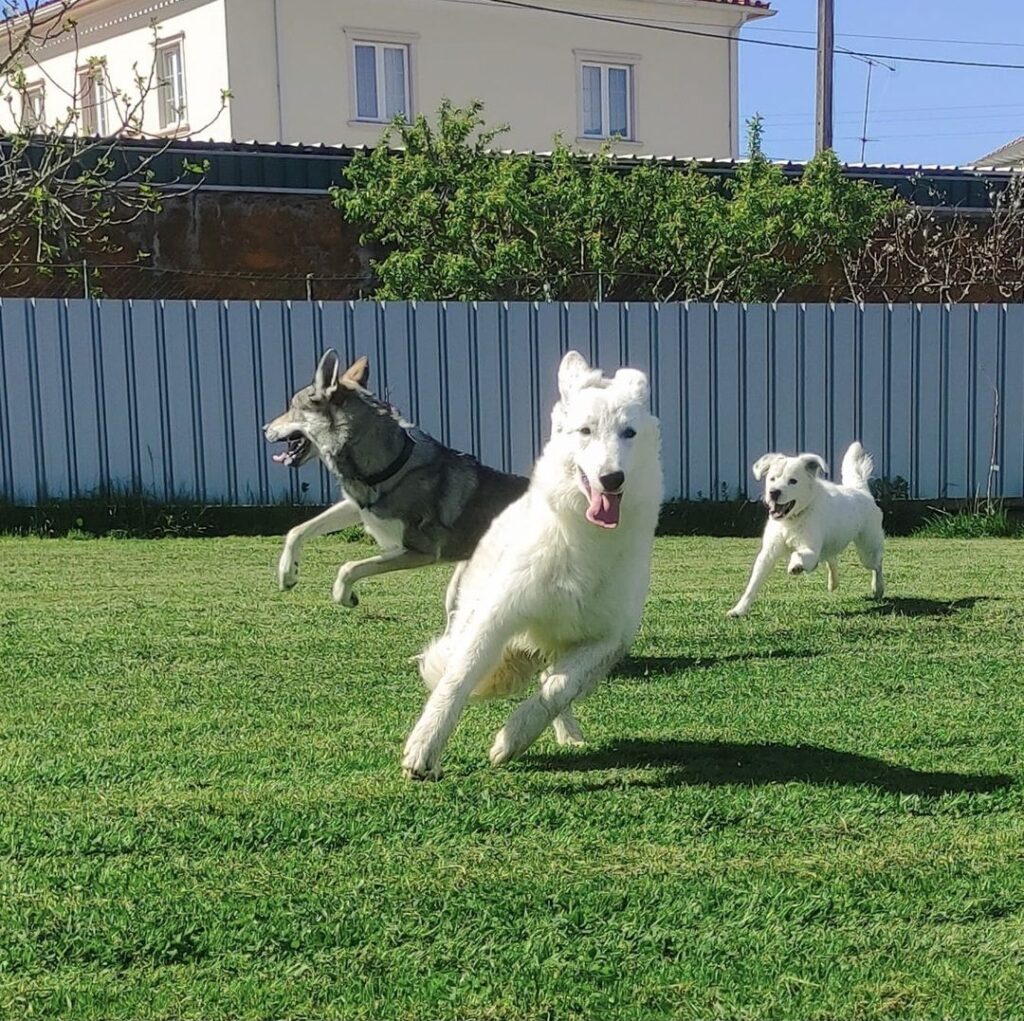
left=726, top=605, right=748, bottom=618
left=331, top=581, right=359, bottom=608
left=278, top=557, right=299, bottom=590
left=788, top=563, right=805, bottom=576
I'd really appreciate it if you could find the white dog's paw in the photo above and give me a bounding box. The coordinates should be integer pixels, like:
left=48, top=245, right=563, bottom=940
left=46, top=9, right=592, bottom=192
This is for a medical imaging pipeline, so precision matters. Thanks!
left=489, top=737, right=513, bottom=766
left=726, top=604, right=748, bottom=618
left=278, top=551, right=299, bottom=590
left=401, top=744, right=444, bottom=781
left=788, top=563, right=805, bottom=576
left=331, top=576, right=359, bottom=608
left=489, top=728, right=526, bottom=766
left=401, top=764, right=444, bottom=782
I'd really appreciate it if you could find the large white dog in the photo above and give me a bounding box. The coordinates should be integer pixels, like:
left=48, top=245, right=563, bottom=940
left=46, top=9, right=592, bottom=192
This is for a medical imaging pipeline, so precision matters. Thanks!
left=727, top=442, right=885, bottom=618
left=401, top=350, right=663, bottom=781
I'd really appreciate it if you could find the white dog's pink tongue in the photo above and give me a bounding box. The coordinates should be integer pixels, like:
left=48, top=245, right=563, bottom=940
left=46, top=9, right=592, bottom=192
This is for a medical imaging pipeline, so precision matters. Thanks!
left=586, top=489, right=621, bottom=528
left=272, top=451, right=289, bottom=464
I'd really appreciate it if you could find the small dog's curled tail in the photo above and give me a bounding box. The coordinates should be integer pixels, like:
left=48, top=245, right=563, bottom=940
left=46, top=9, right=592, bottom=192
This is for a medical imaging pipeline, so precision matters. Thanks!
left=841, top=441, right=874, bottom=491
left=416, top=634, right=542, bottom=701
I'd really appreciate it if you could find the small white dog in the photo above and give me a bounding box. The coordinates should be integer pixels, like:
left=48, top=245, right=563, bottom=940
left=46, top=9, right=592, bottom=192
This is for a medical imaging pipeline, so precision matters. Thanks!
left=727, top=441, right=885, bottom=618
left=401, top=350, right=663, bottom=781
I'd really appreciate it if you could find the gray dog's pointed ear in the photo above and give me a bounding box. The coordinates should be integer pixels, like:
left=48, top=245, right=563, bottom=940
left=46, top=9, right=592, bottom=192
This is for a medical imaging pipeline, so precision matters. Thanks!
left=800, top=453, right=829, bottom=478
left=342, top=355, right=369, bottom=388
left=752, top=453, right=783, bottom=481
left=314, top=349, right=341, bottom=398
left=558, top=350, right=594, bottom=401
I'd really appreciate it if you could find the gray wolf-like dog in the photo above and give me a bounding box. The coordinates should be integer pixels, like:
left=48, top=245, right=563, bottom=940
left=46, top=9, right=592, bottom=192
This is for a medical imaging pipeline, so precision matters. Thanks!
left=264, top=350, right=528, bottom=609
left=401, top=350, right=664, bottom=781
left=727, top=441, right=885, bottom=618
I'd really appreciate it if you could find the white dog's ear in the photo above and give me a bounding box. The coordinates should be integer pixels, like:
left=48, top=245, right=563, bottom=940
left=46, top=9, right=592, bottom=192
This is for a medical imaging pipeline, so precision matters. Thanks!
left=314, top=349, right=341, bottom=398
left=800, top=454, right=829, bottom=478
left=558, top=350, right=595, bottom=400
left=613, top=367, right=649, bottom=405
left=342, top=355, right=370, bottom=388
left=752, top=453, right=783, bottom=481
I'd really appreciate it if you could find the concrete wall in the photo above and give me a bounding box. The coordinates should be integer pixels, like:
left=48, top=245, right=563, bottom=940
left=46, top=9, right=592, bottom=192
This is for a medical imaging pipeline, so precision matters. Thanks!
left=2, top=0, right=232, bottom=139
left=4, top=0, right=767, bottom=156
left=226, top=0, right=761, bottom=156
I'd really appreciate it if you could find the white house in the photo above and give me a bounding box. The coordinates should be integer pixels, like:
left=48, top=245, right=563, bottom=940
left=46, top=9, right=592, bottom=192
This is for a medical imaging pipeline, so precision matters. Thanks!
left=8, top=0, right=772, bottom=156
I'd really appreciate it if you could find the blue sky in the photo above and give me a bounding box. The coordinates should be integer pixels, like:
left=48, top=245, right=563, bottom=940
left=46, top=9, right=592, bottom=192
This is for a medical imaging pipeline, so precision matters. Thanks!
left=738, top=0, right=1024, bottom=166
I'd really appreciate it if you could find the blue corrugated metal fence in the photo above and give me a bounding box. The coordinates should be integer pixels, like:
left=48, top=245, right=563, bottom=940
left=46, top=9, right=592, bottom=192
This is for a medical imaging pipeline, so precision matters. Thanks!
left=0, top=299, right=1021, bottom=506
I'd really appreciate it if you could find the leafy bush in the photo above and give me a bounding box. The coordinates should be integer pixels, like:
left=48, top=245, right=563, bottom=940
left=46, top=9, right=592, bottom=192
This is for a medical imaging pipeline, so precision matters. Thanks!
left=914, top=503, right=1023, bottom=539
left=332, top=101, right=898, bottom=302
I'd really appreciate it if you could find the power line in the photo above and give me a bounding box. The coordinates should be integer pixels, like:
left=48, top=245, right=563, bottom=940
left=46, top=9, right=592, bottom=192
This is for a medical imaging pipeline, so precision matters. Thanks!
left=769, top=128, right=1022, bottom=143
left=763, top=109, right=1024, bottom=126
left=465, top=0, right=1024, bottom=71
left=749, top=26, right=1024, bottom=50
left=760, top=101, right=1024, bottom=120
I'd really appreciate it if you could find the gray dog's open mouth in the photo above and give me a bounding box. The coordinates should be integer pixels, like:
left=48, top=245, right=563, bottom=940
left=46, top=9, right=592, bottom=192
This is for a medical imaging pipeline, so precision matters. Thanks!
left=271, top=434, right=312, bottom=468
left=769, top=500, right=796, bottom=520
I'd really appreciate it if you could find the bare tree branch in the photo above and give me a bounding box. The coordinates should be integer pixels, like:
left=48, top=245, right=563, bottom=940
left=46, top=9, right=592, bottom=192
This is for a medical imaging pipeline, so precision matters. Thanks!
left=0, top=1, right=229, bottom=287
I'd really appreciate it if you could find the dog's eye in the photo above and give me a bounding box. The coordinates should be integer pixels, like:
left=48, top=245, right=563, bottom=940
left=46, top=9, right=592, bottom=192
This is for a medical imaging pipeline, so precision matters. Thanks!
left=621, top=427, right=637, bottom=439
left=788, top=478, right=797, bottom=485
left=579, top=427, right=592, bottom=436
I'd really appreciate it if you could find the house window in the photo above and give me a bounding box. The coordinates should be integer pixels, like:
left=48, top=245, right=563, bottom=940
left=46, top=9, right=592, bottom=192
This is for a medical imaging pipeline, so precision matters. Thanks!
left=157, top=38, right=188, bottom=129
left=351, top=40, right=410, bottom=122
left=21, top=82, right=45, bottom=131
left=78, top=63, right=110, bottom=135
left=579, top=61, right=633, bottom=139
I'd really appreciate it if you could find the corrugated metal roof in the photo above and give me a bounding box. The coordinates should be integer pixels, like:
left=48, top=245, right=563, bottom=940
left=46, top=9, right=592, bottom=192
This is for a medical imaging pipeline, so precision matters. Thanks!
left=978, top=135, right=1024, bottom=167
left=60, top=136, right=1021, bottom=211
left=692, top=0, right=771, bottom=8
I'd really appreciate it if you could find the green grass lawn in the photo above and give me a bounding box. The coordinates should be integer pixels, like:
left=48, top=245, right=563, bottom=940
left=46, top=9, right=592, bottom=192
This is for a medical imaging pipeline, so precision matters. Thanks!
left=2, top=535, right=1024, bottom=1021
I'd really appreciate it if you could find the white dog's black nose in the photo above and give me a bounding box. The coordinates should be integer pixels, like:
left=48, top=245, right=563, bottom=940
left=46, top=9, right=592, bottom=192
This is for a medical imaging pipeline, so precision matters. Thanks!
left=769, top=488, right=782, bottom=501
left=600, top=471, right=625, bottom=493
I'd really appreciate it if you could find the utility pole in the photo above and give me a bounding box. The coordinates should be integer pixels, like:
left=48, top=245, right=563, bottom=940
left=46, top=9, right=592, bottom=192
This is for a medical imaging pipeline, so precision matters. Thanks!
left=815, top=0, right=834, bottom=153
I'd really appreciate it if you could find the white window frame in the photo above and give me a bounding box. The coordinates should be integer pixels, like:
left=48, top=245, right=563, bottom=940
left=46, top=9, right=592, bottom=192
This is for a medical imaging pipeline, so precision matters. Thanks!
left=21, top=80, right=45, bottom=131
left=575, top=49, right=640, bottom=143
left=155, top=34, right=188, bottom=132
left=344, top=28, right=417, bottom=125
left=78, top=62, right=110, bottom=136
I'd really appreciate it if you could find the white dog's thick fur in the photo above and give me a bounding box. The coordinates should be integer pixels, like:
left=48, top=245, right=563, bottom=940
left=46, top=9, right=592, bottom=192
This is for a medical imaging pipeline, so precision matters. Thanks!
left=727, top=442, right=885, bottom=618
left=401, top=351, right=663, bottom=781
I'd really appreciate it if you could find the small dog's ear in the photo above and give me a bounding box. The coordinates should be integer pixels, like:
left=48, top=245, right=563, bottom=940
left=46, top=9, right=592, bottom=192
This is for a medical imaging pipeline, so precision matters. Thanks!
left=314, top=349, right=341, bottom=398
left=800, top=454, right=829, bottom=478
left=752, top=453, right=783, bottom=481
left=342, top=355, right=370, bottom=388
left=558, top=350, right=594, bottom=400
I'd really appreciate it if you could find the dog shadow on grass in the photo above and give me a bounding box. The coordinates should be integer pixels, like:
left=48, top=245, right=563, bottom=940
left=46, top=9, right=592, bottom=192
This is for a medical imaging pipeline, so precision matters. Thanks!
left=841, top=595, right=994, bottom=618
left=527, top=739, right=1012, bottom=797
left=615, top=649, right=811, bottom=679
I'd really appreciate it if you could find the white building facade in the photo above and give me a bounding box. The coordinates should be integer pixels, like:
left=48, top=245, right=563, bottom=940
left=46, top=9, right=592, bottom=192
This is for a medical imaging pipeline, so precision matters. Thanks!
left=9, top=0, right=771, bottom=156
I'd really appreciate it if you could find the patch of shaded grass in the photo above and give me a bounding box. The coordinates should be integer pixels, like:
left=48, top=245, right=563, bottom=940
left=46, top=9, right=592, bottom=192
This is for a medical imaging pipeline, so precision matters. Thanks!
left=1, top=536, right=1023, bottom=1020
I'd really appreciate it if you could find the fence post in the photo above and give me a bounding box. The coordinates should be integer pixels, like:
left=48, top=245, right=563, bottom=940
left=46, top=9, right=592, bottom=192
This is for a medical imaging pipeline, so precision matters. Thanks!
left=306, top=273, right=314, bottom=302
left=82, top=260, right=89, bottom=299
